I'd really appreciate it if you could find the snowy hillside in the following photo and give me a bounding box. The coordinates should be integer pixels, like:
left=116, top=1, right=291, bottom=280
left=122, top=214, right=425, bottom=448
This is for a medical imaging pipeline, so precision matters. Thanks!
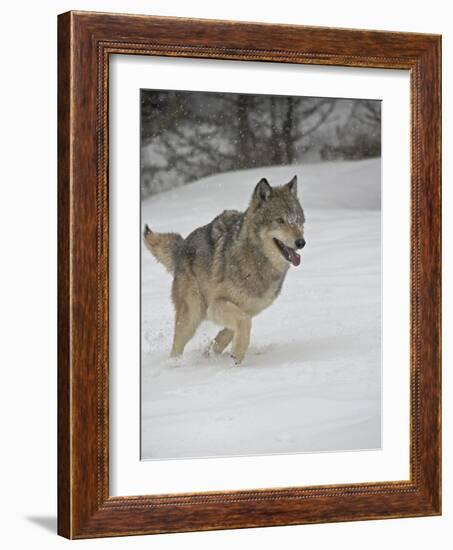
left=141, top=158, right=381, bottom=459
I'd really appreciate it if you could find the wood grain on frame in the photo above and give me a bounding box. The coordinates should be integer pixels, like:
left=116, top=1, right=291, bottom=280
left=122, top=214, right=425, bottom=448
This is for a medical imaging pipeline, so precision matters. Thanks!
left=57, top=10, right=441, bottom=539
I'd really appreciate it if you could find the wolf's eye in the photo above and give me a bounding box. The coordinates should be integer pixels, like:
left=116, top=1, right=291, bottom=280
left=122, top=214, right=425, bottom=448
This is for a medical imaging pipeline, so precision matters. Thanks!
left=276, top=217, right=285, bottom=224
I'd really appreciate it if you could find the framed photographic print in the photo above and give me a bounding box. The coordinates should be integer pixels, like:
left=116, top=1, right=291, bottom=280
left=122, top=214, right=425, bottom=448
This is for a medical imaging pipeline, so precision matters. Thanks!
left=58, top=11, right=441, bottom=539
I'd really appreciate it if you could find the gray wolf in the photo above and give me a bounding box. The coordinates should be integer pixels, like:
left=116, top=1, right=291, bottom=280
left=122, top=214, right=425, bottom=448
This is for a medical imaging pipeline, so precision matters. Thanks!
left=143, top=176, right=306, bottom=364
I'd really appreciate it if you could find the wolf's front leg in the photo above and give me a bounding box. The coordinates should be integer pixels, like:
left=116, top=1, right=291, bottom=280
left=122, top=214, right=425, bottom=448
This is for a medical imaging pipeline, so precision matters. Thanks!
left=207, top=300, right=251, bottom=364
left=231, top=317, right=251, bottom=364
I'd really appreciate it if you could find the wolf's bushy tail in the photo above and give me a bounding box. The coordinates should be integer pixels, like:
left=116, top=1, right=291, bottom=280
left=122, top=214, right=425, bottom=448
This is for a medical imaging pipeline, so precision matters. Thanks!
left=143, top=224, right=184, bottom=274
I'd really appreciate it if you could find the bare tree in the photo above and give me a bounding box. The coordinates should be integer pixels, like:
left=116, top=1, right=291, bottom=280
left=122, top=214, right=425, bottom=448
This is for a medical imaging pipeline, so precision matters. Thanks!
left=255, top=96, right=336, bottom=165
left=352, top=100, right=381, bottom=127
left=320, top=99, right=381, bottom=161
left=140, top=90, right=375, bottom=196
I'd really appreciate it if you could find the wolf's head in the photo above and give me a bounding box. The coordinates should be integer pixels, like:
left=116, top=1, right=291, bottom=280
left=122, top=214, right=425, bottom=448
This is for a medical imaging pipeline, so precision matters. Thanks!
left=248, top=176, right=306, bottom=268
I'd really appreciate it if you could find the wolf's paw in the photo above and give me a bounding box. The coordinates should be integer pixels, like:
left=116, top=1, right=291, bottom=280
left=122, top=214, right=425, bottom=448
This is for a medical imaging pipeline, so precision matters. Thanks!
left=166, top=355, right=182, bottom=368
left=230, top=353, right=244, bottom=366
left=212, top=341, right=226, bottom=355
left=204, top=340, right=227, bottom=357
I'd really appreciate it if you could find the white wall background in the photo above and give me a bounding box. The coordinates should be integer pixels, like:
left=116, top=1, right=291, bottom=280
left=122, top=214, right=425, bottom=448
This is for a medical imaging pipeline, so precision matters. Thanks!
left=0, top=0, right=449, bottom=547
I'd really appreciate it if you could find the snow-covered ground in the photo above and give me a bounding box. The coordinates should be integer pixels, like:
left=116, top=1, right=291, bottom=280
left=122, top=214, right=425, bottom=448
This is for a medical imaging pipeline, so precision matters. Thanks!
left=141, top=159, right=381, bottom=459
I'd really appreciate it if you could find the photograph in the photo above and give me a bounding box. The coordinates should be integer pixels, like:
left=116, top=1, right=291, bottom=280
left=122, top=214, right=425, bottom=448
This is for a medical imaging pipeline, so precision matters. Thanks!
left=140, top=88, right=382, bottom=460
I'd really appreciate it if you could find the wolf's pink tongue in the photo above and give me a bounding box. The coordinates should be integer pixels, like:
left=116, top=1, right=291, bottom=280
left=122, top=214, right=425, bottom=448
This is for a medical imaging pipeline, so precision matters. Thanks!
left=289, top=249, right=301, bottom=266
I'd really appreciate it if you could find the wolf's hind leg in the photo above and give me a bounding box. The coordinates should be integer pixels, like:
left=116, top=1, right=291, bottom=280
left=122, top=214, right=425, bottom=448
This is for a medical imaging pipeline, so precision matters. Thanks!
left=170, top=302, right=202, bottom=358
left=212, top=328, right=234, bottom=354
left=208, top=300, right=251, bottom=364
left=170, top=278, right=204, bottom=358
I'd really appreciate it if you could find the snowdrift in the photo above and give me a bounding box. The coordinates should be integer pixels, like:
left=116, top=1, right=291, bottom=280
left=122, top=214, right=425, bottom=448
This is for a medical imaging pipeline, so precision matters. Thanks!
left=141, top=158, right=381, bottom=459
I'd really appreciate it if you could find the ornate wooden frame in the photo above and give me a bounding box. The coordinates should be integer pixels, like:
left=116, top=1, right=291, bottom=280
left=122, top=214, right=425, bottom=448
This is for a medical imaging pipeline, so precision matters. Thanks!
left=58, top=10, right=441, bottom=539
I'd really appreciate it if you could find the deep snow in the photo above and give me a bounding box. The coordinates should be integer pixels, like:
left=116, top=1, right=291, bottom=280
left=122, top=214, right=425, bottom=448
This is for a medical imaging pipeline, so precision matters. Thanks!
left=141, top=159, right=381, bottom=459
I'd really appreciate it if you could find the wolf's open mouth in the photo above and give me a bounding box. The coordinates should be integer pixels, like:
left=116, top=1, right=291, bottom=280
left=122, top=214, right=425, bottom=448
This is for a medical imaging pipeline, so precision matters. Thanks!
left=273, top=238, right=301, bottom=266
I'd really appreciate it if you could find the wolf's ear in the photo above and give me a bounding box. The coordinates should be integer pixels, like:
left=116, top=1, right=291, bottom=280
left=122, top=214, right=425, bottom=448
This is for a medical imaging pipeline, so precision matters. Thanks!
left=286, top=175, right=298, bottom=197
left=253, top=178, right=272, bottom=202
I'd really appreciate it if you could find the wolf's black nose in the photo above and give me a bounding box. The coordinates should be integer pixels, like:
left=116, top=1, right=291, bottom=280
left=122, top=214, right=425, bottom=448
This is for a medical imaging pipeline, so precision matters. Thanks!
left=295, top=238, right=306, bottom=249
